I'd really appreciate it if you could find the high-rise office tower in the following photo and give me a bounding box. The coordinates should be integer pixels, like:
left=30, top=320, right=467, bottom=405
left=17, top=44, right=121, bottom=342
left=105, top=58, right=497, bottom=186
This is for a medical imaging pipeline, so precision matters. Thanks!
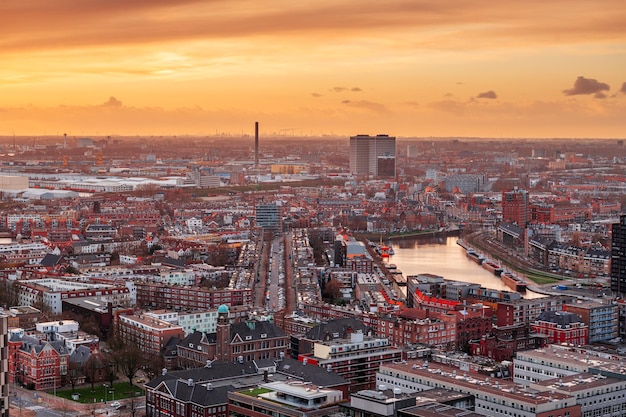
left=611, top=214, right=626, bottom=296
left=349, top=134, right=396, bottom=177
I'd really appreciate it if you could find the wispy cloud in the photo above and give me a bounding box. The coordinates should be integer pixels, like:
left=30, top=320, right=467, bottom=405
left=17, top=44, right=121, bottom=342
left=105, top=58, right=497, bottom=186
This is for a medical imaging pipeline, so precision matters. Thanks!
left=2, top=1, right=625, bottom=55
left=330, top=87, right=362, bottom=93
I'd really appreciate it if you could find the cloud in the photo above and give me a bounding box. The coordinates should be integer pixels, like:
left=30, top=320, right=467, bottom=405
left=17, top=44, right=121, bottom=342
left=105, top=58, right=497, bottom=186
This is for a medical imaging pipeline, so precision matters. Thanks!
left=620, top=82, right=626, bottom=94
left=476, top=90, right=497, bottom=99
left=330, top=87, right=361, bottom=93
left=594, top=92, right=607, bottom=99
left=563, top=76, right=610, bottom=96
left=102, top=96, right=123, bottom=107
left=311, top=93, right=322, bottom=98
left=341, top=100, right=388, bottom=113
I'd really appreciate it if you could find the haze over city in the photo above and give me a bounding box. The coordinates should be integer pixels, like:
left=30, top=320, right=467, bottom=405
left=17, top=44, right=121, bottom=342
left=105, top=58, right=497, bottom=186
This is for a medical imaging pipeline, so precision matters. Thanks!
left=2, top=0, right=626, bottom=138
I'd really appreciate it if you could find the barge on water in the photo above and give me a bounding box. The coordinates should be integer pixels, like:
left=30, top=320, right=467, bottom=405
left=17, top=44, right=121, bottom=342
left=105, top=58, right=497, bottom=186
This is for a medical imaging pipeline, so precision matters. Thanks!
left=466, top=249, right=485, bottom=265
left=482, top=260, right=503, bottom=276
left=500, top=271, right=527, bottom=292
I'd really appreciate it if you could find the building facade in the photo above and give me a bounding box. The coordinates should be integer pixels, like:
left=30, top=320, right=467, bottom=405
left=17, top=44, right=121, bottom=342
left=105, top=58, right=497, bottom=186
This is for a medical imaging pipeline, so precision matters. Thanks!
left=299, top=330, right=402, bottom=393
left=611, top=214, right=626, bottom=296
left=349, top=135, right=396, bottom=177
left=502, top=188, right=528, bottom=226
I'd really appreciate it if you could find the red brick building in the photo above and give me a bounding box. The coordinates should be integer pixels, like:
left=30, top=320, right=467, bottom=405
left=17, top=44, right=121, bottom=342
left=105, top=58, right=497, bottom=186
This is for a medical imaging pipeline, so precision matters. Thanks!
left=502, top=188, right=528, bottom=226
left=469, top=324, right=548, bottom=361
left=531, top=311, right=588, bottom=346
left=136, top=282, right=252, bottom=310
left=117, top=312, right=185, bottom=356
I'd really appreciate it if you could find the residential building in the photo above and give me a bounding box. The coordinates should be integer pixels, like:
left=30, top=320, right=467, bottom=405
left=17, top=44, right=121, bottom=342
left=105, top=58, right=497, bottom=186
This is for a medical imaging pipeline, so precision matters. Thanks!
left=444, top=174, right=485, bottom=194
left=0, top=314, right=7, bottom=417
left=496, top=296, right=576, bottom=327
left=15, top=278, right=131, bottom=315
left=611, top=214, right=626, bottom=297
left=135, top=282, right=252, bottom=311
left=563, top=302, right=618, bottom=344
left=502, top=188, right=528, bottom=226
left=299, top=330, right=402, bottom=393
left=116, top=312, right=184, bottom=356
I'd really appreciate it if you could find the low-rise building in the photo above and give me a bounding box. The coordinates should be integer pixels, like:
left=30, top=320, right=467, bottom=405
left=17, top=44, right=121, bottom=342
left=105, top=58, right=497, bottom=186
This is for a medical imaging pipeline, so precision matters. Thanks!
left=530, top=311, right=588, bottom=346
left=378, top=360, right=582, bottom=417
left=117, top=312, right=184, bottom=356
left=299, top=330, right=402, bottom=393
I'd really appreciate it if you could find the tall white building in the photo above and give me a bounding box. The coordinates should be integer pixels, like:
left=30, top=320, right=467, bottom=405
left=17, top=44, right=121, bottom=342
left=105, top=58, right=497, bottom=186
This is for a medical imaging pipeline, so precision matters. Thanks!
left=349, top=134, right=396, bottom=177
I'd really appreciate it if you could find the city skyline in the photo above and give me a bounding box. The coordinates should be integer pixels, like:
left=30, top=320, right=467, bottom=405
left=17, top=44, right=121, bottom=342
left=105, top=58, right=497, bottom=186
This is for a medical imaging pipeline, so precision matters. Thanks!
left=2, top=0, right=626, bottom=138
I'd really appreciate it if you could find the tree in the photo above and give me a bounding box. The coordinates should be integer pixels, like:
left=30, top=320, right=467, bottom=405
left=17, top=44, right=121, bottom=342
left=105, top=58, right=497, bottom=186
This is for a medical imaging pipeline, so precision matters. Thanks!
left=142, top=352, right=165, bottom=381
left=65, top=361, right=81, bottom=393
left=114, top=345, right=142, bottom=386
left=85, top=355, right=105, bottom=392
left=104, top=357, right=117, bottom=388
left=322, top=279, right=342, bottom=302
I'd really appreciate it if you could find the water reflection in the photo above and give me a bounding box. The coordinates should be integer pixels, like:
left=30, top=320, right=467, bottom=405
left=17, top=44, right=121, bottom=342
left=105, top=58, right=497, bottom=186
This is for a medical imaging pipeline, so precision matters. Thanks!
left=389, top=236, right=542, bottom=299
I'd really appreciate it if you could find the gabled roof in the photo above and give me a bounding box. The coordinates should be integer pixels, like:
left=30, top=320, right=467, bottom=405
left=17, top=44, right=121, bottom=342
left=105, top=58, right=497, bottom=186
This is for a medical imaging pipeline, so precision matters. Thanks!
left=304, top=317, right=373, bottom=341
left=40, top=253, right=63, bottom=267
left=230, top=320, right=286, bottom=342
left=145, top=357, right=347, bottom=407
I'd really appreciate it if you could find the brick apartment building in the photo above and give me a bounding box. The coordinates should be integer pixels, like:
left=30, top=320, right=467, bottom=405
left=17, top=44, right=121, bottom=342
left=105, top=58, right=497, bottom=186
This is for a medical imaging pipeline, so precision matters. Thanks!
left=136, top=282, right=251, bottom=310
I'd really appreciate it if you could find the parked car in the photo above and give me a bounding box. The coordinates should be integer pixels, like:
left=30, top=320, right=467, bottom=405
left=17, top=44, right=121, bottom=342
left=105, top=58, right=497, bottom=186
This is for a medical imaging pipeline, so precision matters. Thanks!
left=110, top=401, right=121, bottom=409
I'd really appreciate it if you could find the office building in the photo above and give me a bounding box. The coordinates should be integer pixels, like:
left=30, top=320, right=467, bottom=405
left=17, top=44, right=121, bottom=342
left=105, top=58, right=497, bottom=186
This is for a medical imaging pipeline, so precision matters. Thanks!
left=350, top=134, right=396, bottom=177
left=255, top=203, right=282, bottom=234
left=611, top=214, right=626, bottom=296
left=377, top=360, right=581, bottom=417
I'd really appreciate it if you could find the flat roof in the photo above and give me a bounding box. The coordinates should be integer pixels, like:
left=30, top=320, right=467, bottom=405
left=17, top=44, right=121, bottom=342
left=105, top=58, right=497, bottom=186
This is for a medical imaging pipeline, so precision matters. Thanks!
left=383, top=360, right=572, bottom=405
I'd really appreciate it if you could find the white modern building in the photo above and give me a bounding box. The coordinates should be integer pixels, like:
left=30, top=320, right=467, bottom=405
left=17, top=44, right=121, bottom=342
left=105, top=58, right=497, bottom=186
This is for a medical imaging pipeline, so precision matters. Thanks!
left=378, top=360, right=581, bottom=417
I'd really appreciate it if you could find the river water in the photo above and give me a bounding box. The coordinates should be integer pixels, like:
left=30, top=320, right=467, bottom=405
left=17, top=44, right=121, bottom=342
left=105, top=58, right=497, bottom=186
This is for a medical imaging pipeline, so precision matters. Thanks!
left=388, top=236, right=542, bottom=299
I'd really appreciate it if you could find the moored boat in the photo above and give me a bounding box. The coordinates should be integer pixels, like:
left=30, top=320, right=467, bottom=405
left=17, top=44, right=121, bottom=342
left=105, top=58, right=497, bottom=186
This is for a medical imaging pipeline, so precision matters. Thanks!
left=466, top=249, right=485, bottom=265
left=482, top=260, right=503, bottom=276
left=500, top=271, right=527, bottom=292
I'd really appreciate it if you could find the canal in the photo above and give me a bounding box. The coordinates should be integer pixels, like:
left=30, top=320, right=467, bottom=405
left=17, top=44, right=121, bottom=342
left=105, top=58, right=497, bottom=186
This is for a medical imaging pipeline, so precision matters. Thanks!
left=388, top=236, right=543, bottom=299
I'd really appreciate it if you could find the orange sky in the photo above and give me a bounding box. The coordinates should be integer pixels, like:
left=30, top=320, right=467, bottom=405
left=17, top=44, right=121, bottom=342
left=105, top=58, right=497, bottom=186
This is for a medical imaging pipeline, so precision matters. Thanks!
left=1, top=0, right=626, bottom=138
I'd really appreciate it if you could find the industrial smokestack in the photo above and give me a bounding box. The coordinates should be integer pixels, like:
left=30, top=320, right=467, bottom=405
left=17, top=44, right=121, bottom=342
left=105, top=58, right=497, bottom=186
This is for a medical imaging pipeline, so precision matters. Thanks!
left=255, top=121, right=259, bottom=169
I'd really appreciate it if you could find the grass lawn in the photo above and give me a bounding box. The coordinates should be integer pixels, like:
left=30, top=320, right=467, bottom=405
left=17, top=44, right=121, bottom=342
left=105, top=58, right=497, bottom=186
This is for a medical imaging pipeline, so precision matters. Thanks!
left=526, top=274, right=560, bottom=285
left=242, top=387, right=273, bottom=397
left=50, top=381, right=144, bottom=404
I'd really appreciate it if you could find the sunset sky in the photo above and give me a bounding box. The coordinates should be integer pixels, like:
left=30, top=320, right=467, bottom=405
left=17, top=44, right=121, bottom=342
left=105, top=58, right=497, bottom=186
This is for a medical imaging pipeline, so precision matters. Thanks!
left=2, top=0, right=626, bottom=138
